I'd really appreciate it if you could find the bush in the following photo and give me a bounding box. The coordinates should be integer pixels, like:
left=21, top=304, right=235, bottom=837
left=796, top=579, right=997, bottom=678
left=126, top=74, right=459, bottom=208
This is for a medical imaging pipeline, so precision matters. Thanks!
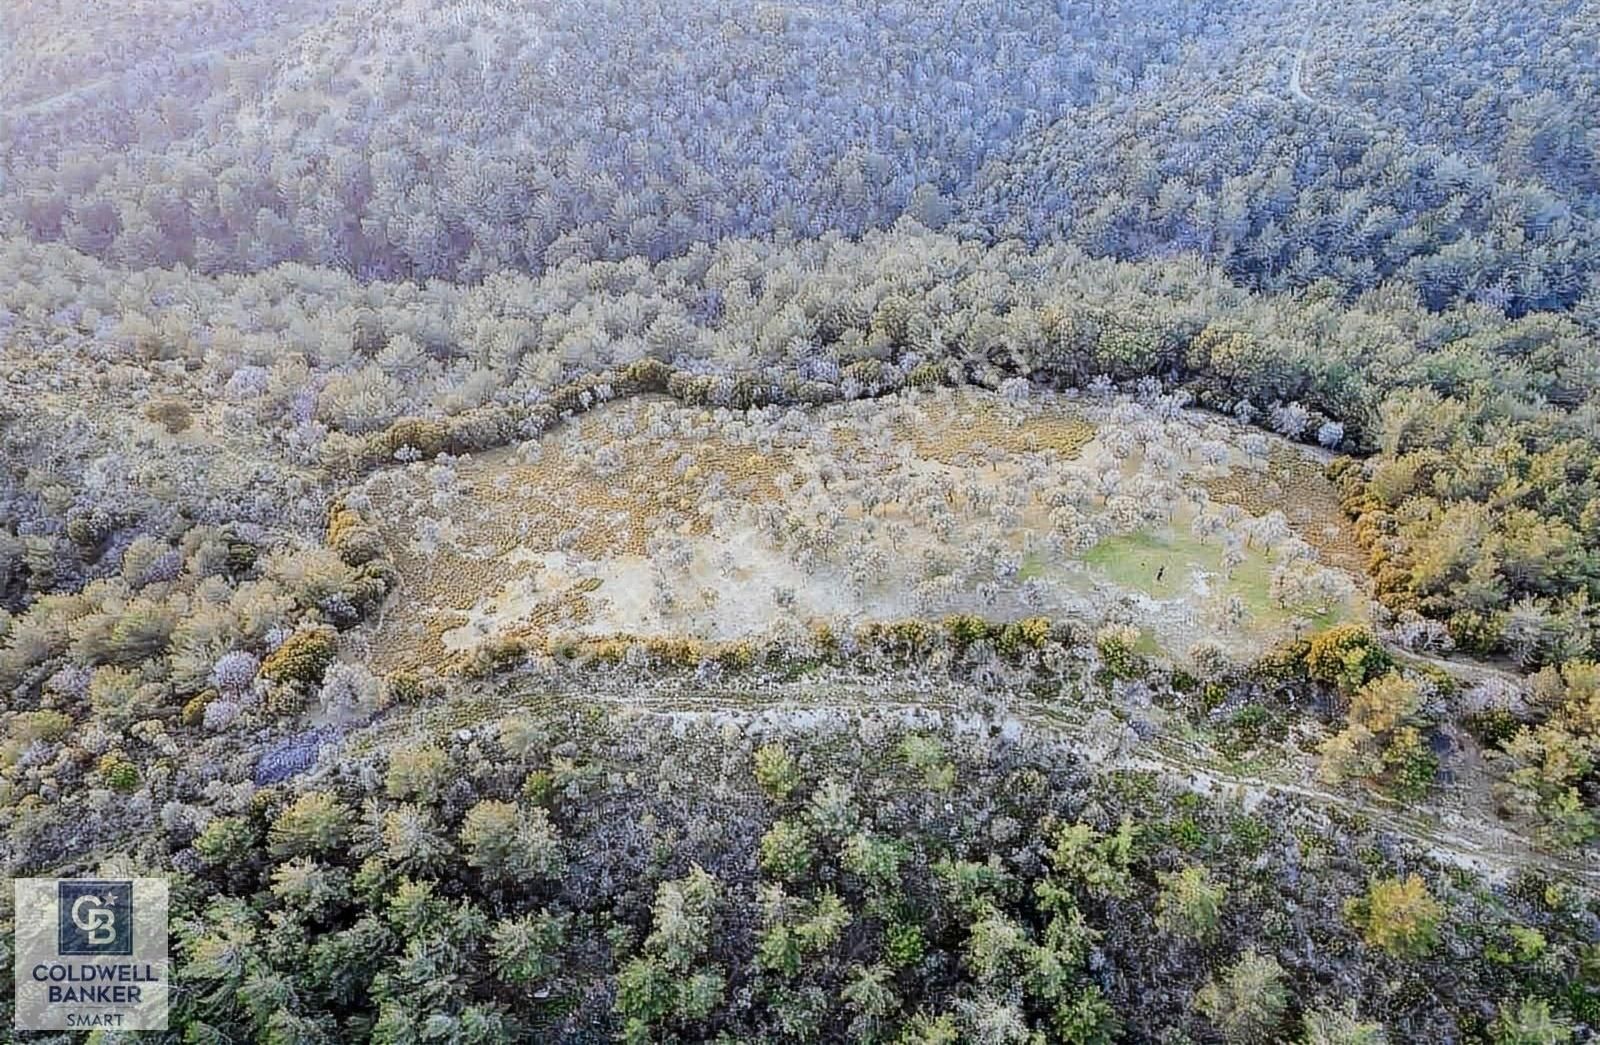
left=260, top=629, right=337, bottom=688
left=1302, top=1002, right=1389, bottom=1045
left=210, top=650, right=260, bottom=694
left=385, top=746, right=449, bottom=802
left=88, top=665, right=155, bottom=728
left=1194, top=949, right=1291, bottom=1044
left=144, top=395, right=197, bottom=433
left=2, top=709, right=72, bottom=767
left=758, top=819, right=815, bottom=882
left=267, top=791, right=353, bottom=858
left=1305, top=626, right=1393, bottom=693
left=1095, top=624, right=1144, bottom=680
left=1048, top=819, right=1137, bottom=900
left=491, top=910, right=568, bottom=986
left=181, top=689, right=219, bottom=727
left=1345, top=875, right=1443, bottom=959
left=754, top=742, right=802, bottom=800
left=1156, top=865, right=1227, bottom=942
left=194, top=816, right=258, bottom=865
left=1491, top=997, right=1574, bottom=1045
left=460, top=800, right=564, bottom=880
left=97, top=753, right=140, bottom=793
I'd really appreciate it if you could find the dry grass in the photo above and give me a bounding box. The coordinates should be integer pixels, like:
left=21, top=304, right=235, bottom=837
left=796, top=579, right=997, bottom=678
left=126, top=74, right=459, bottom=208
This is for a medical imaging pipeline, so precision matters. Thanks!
left=1203, top=447, right=1366, bottom=575
left=896, top=394, right=1095, bottom=464
left=362, top=397, right=797, bottom=669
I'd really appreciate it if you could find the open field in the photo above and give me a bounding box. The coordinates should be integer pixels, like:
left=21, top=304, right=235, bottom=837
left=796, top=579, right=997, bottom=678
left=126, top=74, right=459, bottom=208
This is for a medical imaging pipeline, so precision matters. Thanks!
left=355, top=387, right=1365, bottom=670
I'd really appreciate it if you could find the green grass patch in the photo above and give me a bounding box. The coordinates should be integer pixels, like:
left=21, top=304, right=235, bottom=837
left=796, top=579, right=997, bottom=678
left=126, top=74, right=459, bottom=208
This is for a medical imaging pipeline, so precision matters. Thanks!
left=1081, top=529, right=1347, bottom=632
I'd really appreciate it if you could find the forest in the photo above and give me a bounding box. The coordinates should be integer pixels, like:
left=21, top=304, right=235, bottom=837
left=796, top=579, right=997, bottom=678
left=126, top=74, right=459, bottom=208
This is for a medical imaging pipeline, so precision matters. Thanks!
left=1, top=0, right=1598, bottom=1042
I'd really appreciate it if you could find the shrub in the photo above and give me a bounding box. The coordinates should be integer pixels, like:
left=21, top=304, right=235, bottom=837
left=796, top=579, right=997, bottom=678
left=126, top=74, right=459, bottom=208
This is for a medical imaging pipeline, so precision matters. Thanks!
left=1302, top=1002, right=1389, bottom=1044
left=1156, top=865, right=1228, bottom=942
left=1095, top=624, right=1144, bottom=680
left=269, top=857, right=350, bottom=920
left=1348, top=674, right=1422, bottom=735
left=841, top=832, right=906, bottom=897
left=1490, top=997, right=1574, bottom=1045
left=378, top=804, right=454, bottom=874
left=385, top=746, right=449, bottom=802
left=758, top=819, right=815, bottom=881
left=267, top=791, right=353, bottom=858
left=1048, top=820, right=1137, bottom=900
left=254, top=728, right=333, bottom=784
left=1194, top=949, right=1291, bottom=1044
left=88, top=665, right=154, bottom=728
left=996, top=616, right=1053, bottom=655
left=314, top=661, right=386, bottom=723
left=181, top=689, right=219, bottom=727
left=2, top=709, right=72, bottom=767
left=1051, top=985, right=1122, bottom=1045
left=460, top=800, right=564, bottom=880
left=748, top=742, right=800, bottom=800
left=899, top=734, right=956, bottom=792
left=260, top=629, right=337, bottom=688
left=386, top=670, right=438, bottom=705
left=1379, top=725, right=1440, bottom=799
left=210, top=650, right=260, bottom=694
left=194, top=816, right=257, bottom=865
left=1305, top=626, right=1393, bottom=693
left=97, top=753, right=140, bottom=793
left=1345, top=875, right=1443, bottom=959
left=327, top=509, right=386, bottom=566
left=142, top=398, right=193, bottom=433
left=944, top=614, right=992, bottom=648
left=491, top=910, right=568, bottom=985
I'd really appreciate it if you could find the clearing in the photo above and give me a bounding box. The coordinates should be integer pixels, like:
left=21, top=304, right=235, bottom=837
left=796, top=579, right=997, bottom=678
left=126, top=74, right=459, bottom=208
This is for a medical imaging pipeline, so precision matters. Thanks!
left=351, top=387, right=1366, bottom=671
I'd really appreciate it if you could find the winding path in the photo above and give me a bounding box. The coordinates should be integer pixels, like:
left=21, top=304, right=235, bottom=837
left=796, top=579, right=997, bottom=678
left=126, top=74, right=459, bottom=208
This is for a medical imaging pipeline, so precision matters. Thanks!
left=364, top=673, right=1598, bottom=885
left=1288, top=28, right=1316, bottom=105
left=1284, top=19, right=1384, bottom=131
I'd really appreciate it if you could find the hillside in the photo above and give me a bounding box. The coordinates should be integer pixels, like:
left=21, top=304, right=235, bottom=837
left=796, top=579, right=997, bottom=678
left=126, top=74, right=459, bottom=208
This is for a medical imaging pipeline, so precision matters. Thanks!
left=2, top=1, right=1599, bottom=1042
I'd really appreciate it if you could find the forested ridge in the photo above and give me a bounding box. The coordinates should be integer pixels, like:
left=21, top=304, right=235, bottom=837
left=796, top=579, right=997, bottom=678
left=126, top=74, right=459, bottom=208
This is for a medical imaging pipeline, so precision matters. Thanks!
left=4, top=0, right=1600, bottom=311
left=3, top=0, right=1600, bottom=1041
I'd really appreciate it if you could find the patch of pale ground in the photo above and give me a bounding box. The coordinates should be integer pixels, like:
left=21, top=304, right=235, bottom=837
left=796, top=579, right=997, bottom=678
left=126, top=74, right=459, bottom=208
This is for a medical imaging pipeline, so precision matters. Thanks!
left=353, top=388, right=1367, bottom=671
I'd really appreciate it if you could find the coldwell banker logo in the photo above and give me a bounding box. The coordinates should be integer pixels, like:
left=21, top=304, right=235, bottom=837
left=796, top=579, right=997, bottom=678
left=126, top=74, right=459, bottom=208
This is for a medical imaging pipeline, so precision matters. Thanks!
left=14, top=878, right=169, bottom=1031
left=58, top=881, right=133, bottom=956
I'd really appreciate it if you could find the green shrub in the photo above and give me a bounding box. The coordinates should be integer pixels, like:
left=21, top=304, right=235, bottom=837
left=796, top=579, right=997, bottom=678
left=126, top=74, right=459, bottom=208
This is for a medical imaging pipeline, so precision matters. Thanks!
left=194, top=816, right=258, bottom=865
left=1305, top=626, right=1393, bottom=693
left=97, top=753, right=140, bottom=793
left=899, top=734, right=955, bottom=792
left=460, top=800, right=564, bottom=879
left=1156, top=864, right=1227, bottom=942
left=759, top=819, right=816, bottom=881
left=384, top=745, right=449, bottom=802
left=267, top=791, right=353, bottom=858
left=944, top=613, right=992, bottom=648
left=1194, top=949, right=1291, bottom=1044
left=884, top=918, right=926, bottom=969
left=1302, top=1002, right=1389, bottom=1045
left=1095, top=624, right=1144, bottom=680
left=1491, top=997, right=1574, bottom=1045
left=1048, top=819, right=1137, bottom=900
left=491, top=910, right=568, bottom=986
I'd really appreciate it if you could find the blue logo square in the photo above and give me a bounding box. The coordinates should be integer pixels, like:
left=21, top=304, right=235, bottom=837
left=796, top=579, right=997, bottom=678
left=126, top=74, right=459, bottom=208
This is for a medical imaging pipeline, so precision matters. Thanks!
left=57, top=880, right=133, bottom=956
